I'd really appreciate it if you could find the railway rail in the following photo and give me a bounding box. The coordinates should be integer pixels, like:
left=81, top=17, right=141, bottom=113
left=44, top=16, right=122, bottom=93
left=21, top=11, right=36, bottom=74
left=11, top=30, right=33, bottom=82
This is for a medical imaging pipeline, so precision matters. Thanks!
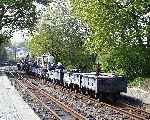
left=116, top=102, right=150, bottom=120
left=60, top=84, right=150, bottom=120
left=27, top=75, right=150, bottom=120
left=15, top=78, right=86, bottom=120
left=8, top=71, right=150, bottom=120
left=16, top=79, right=63, bottom=120
left=48, top=83, right=150, bottom=120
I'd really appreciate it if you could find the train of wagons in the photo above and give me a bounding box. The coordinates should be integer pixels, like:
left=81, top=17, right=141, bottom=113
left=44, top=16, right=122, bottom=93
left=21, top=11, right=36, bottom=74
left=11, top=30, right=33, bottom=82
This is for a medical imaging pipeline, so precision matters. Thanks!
left=17, top=54, right=127, bottom=101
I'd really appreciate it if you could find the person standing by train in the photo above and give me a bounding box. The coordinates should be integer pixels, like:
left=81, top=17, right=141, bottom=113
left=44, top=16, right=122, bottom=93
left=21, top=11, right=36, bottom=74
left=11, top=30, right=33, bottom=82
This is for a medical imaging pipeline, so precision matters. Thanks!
left=96, top=63, right=101, bottom=76
left=17, top=59, right=21, bottom=70
left=24, top=54, right=30, bottom=74
left=56, top=62, right=65, bottom=70
left=56, top=62, right=65, bottom=85
left=48, top=62, right=57, bottom=71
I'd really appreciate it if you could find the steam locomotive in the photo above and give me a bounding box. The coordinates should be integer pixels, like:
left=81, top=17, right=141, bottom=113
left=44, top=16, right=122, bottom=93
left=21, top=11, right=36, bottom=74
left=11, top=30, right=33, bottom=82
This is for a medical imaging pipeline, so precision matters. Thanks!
left=17, top=54, right=127, bottom=101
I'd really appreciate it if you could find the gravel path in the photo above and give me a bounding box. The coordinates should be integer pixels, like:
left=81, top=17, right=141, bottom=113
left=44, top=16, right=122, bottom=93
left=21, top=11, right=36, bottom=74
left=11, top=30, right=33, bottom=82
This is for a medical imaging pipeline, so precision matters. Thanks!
left=122, top=87, right=150, bottom=112
left=0, top=75, right=40, bottom=120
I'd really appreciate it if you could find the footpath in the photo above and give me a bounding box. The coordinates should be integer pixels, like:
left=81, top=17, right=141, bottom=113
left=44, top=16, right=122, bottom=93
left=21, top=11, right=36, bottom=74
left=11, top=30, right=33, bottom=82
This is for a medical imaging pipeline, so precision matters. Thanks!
left=122, top=87, right=150, bottom=112
left=122, top=87, right=150, bottom=104
left=0, top=74, right=40, bottom=120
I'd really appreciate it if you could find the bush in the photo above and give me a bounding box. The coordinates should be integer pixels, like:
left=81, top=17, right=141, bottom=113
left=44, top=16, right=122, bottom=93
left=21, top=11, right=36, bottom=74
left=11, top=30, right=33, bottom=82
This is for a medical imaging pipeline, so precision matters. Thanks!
left=129, top=77, right=145, bottom=87
left=97, top=46, right=150, bottom=80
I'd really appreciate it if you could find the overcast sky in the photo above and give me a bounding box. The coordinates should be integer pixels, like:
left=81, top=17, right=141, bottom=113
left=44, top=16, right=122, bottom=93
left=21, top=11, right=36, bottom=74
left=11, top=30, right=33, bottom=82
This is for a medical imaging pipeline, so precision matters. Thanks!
left=10, top=30, right=29, bottom=46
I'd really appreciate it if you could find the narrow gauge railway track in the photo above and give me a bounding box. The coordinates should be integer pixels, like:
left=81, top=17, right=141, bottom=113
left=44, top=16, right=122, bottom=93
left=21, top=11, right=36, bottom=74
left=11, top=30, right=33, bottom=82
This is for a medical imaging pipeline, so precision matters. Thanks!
left=25, top=75, right=150, bottom=120
left=115, top=102, right=150, bottom=120
left=16, top=78, right=86, bottom=120
left=71, top=90, right=150, bottom=120
left=47, top=82, right=150, bottom=120
left=15, top=80, right=61, bottom=120
left=57, top=84, right=150, bottom=120
left=10, top=71, right=150, bottom=120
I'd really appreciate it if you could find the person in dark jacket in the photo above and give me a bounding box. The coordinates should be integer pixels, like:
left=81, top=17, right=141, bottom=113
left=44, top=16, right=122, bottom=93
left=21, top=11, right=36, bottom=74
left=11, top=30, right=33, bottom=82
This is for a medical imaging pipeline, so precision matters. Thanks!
left=96, top=63, right=101, bottom=76
left=56, top=62, right=65, bottom=70
left=48, top=63, right=57, bottom=71
left=17, top=62, right=21, bottom=70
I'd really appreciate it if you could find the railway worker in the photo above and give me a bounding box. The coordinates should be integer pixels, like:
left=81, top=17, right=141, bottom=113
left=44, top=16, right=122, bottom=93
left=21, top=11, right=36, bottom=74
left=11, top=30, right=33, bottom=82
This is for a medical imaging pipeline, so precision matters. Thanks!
left=20, top=58, right=25, bottom=71
left=48, top=62, right=51, bottom=70
left=17, top=60, right=21, bottom=70
left=30, top=60, right=37, bottom=77
left=96, top=63, right=101, bottom=76
left=31, top=60, right=36, bottom=68
left=25, top=54, right=29, bottom=61
left=56, top=62, right=65, bottom=70
left=25, top=61, right=30, bottom=74
left=48, top=62, right=56, bottom=71
left=56, top=62, right=65, bottom=85
left=23, top=55, right=30, bottom=74
left=41, top=67, right=48, bottom=85
left=24, top=55, right=29, bottom=66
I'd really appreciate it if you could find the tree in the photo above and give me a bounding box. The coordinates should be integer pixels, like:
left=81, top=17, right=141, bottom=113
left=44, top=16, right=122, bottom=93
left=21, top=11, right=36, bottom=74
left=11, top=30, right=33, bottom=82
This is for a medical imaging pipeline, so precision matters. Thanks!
left=0, top=0, right=48, bottom=46
left=72, top=0, right=150, bottom=50
left=71, top=0, right=150, bottom=78
left=28, top=17, right=94, bottom=71
left=0, top=44, right=8, bottom=62
left=0, top=0, right=38, bottom=31
left=28, top=1, right=96, bottom=71
left=28, top=31, right=50, bottom=56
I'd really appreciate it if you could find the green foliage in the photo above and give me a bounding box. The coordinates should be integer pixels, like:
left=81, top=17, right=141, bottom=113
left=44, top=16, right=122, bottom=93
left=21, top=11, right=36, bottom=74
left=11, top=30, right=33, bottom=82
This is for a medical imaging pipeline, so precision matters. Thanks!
left=0, top=33, right=9, bottom=62
left=0, top=46, right=8, bottom=62
left=129, top=77, right=145, bottom=87
left=0, top=34, right=10, bottom=46
left=0, top=0, right=38, bottom=32
left=65, top=64, right=75, bottom=70
left=71, top=0, right=150, bottom=79
left=98, top=46, right=150, bottom=78
left=72, top=0, right=150, bottom=49
left=0, top=0, right=15, bottom=4
left=28, top=16, right=95, bottom=71
left=27, top=1, right=97, bottom=71
left=0, top=0, right=42, bottom=46
left=28, top=31, right=50, bottom=56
